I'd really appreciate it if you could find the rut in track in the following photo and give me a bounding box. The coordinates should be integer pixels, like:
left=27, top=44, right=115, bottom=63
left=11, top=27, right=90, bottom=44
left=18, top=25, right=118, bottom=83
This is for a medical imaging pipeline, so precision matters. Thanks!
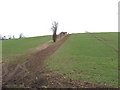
left=2, top=35, right=71, bottom=87
left=2, top=35, right=108, bottom=88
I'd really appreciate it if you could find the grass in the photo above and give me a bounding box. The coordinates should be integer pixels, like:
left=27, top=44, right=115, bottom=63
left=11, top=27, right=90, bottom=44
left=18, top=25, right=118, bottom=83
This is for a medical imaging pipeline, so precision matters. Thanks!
left=46, top=32, right=118, bottom=87
left=2, top=35, right=51, bottom=55
left=91, top=32, right=118, bottom=50
left=2, top=35, right=51, bottom=64
left=2, top=32, right=118, bottom=87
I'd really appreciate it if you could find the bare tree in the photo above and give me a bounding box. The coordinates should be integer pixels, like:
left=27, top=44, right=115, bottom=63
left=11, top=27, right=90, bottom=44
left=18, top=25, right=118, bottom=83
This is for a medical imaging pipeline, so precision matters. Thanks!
left=51, top=21, right=58, bottom=42
left=13, top=35, right=15, bottom=39
left=19, top=33, right=23, bottom=39
left=8, top=35, right=12, bottom=39
left=2, top=36, right=6, bottom=40
left=85, top=31, right=89, bottom=33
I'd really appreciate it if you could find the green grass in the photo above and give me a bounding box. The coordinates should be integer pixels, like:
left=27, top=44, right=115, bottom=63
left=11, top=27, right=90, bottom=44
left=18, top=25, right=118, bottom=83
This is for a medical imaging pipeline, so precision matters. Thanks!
left=91, top=32, right=118, bottom=50
left=2, top=35, right=51, bottom=55
left=46, top=32, right=118, bottom=87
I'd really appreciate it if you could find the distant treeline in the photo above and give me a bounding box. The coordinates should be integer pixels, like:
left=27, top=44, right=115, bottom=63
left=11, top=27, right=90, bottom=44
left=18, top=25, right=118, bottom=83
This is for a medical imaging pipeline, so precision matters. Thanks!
left=0, top=33, right=25, bottom=40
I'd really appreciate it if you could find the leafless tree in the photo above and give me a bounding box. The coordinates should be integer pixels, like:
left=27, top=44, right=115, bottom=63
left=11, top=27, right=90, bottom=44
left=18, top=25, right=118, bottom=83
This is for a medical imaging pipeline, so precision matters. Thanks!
left=13, top=35, right=15, bottom=39
left=51, top=21, right=58, bottom=42
left=2, top=36, right=6, bottom=40
left=19, top=33, right=23, bottom=39
left=8, top=35, right=12, bottom=39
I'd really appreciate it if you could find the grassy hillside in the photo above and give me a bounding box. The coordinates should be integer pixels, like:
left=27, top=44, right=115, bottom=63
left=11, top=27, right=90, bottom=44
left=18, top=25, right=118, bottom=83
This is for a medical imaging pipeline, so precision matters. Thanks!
left=46, top=32, right=118, bottom=87
left=2, top=35, right=51, bottom=55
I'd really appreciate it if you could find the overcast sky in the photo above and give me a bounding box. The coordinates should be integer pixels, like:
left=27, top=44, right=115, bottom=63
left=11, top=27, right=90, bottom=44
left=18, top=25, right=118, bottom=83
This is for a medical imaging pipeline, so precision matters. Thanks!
left=0, top=0, right=119, bottom=38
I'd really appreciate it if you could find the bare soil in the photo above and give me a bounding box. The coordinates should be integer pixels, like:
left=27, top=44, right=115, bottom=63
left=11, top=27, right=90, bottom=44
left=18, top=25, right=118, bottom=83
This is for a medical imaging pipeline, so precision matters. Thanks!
left=2, top=35, right=108, bottom=88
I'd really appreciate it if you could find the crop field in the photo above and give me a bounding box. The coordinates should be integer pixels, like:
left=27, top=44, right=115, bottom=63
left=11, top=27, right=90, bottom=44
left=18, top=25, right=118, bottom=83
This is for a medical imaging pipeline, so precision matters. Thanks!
left=2, top=35, right=51, bottom=55
left=2, top=32, right=118, bottom=88
left=46, top=32, right=118, bottom=87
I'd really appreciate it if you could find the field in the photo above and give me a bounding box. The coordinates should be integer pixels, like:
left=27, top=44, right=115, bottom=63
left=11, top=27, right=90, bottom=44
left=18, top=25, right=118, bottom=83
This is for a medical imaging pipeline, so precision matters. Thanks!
left=2, top=35, right=51, bottom=55
left=2, top=32, right=118, bottom=88
left=46, top=32, right=118, bottom=87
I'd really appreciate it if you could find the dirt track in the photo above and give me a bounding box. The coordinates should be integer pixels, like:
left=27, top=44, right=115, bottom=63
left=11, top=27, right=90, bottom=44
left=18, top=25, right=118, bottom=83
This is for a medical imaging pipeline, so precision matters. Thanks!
left=2, top=35, right=106, bottom=88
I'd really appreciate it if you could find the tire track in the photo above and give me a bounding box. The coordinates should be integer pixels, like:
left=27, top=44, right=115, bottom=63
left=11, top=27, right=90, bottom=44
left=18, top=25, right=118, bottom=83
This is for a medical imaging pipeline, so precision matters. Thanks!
left=2, top=35, right=70, bottom=87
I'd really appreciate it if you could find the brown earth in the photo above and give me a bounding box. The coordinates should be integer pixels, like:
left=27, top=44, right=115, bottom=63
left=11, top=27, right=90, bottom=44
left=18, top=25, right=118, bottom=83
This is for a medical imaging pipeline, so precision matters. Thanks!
left=2, top=35, right=108, bottom=88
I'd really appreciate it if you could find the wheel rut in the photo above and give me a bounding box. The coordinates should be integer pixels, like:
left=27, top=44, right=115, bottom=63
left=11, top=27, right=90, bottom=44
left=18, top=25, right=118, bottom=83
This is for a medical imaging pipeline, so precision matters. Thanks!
left=2, top=34, right=109, bottom=88
left=3, top=35, right=71, bottom=88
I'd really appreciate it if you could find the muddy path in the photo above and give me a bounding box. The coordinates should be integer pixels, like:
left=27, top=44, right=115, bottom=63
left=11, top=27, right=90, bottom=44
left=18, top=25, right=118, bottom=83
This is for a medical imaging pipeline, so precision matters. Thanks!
left=2, top=35, right=73, bottom=88
left=2, top=35, right=108, bottom=88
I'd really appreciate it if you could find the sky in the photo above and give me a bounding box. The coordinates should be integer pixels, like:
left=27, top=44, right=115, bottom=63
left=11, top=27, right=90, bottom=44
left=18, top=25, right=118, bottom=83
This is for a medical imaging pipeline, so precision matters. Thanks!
left=0, top=0, right=119, bottom=38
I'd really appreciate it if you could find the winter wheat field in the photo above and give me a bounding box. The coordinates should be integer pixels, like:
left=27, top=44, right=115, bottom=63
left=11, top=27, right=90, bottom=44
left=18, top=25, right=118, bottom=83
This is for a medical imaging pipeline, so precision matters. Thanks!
left=2, top=32, right=118, bottom=88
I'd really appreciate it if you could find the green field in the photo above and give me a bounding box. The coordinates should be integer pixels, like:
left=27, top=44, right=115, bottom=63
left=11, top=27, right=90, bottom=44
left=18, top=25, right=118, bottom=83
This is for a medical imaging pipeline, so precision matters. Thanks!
left=46, top=32, right=118, bottom=87
left=2, top=32, right=118, bottom=87
left=2, top=35, right=51, bottom=55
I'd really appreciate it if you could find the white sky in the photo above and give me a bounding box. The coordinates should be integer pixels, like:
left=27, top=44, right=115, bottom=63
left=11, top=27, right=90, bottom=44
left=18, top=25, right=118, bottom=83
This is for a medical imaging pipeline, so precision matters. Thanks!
left=0, top=0, right=119, bottom=38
